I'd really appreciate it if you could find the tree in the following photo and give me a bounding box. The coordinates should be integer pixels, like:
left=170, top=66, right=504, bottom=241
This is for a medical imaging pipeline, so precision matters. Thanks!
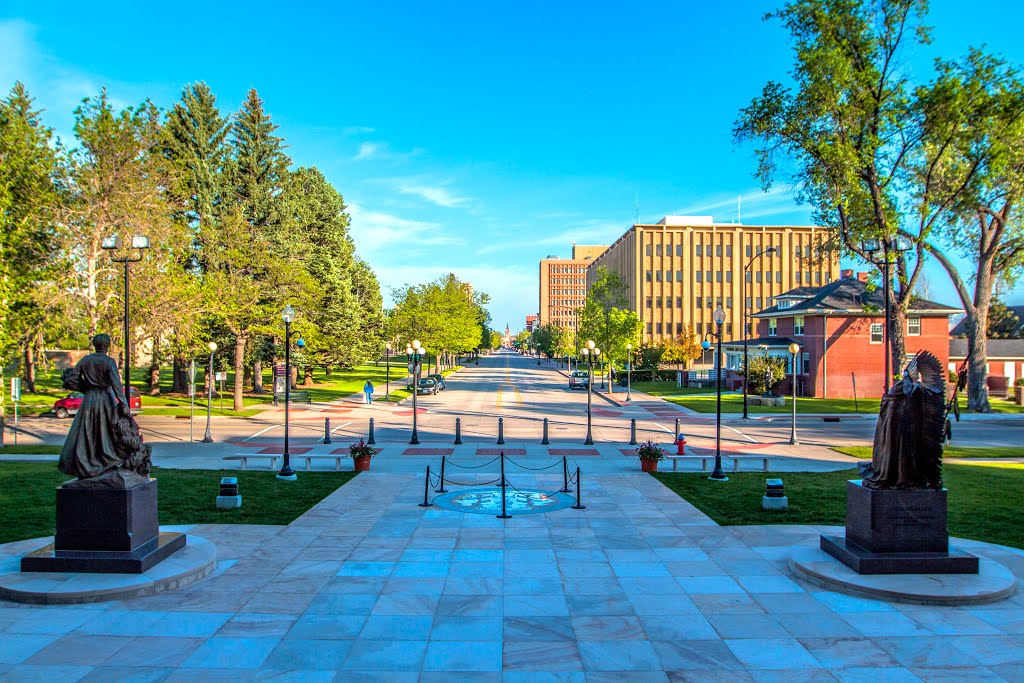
left=988, top=299, right=1023, bottom=338
left=389, top=274, right=487, bottom=369
left=735, top=0, right=961, bottom=389
left=489, top=330, right=502, bottom=349
left=743, top=354, right=788, bottom=396
left=0, top=83, right=64, bottom=391
left=578, top=267, right=641, bottom=391
left=661, top=326, right=703, bottom=369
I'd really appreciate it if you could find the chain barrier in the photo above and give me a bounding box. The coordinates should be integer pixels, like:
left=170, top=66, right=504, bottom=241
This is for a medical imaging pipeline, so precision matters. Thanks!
left=441, top=476, right=502, bottom=487
left=502, top=456, right=563, bottom=471
left=441, top=456, right=501, bottom=470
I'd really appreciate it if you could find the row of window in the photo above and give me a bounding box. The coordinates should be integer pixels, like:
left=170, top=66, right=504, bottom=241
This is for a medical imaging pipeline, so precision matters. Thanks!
left=869, top=317, right=921, bottom=343
left=643, top=243, right=825, bottom=259
left=643, top=269, right=831, bottom=285
left=646, top=322, right=735, bottom=336
left=550, top=265, right=587, bottom=274
left=646, top=296, right=738, bottom=309
left=550, top=277, right=584, bottom=285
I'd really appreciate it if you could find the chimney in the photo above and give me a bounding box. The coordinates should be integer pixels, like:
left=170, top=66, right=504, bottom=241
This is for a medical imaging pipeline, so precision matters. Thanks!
left=857, top=271, right=869, bottom=282
left=840, top=269, right=854, bottom=279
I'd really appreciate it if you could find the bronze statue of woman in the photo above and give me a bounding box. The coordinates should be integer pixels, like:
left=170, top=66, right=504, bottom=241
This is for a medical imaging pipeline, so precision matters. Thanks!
left=59, top=334, right=151, bottom=487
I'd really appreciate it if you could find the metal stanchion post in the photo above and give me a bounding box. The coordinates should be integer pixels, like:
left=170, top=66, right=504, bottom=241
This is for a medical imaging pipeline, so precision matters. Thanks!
left=542, top=418, right=550, bottom=445
left=324, top=417, right=332, bottom=444
left=629, top=418, right=637, bottom=446
left=368, top=418, right=376, bottom=445
left=436, top=457, right=448, bottom=493
left=419, top=466, right=433, bottom=507
left=675, top=417, right=680, bottom=439
left=454, top=417, right=463, bottom=445
left=560, top=456, right=570, bottom=493
left=572, top=467, right=586, bottom=510
left=497, top=417, right=505, bottom=445
left=497, top=453, right=511, bottom=518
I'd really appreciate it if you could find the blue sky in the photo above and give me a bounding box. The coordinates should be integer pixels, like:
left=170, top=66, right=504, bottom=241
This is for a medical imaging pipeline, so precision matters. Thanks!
left=2, top=1, right=1023, bottom=330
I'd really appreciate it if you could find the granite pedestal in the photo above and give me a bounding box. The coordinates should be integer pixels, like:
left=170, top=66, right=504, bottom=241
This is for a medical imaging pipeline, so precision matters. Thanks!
left=21, top=479, right=185, bottom=574
left=821, top=480, right=978, bottom=575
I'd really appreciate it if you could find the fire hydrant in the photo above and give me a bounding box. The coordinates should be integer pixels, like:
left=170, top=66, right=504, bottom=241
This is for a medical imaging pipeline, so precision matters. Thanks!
left=675, top=433, right=687, bottom=455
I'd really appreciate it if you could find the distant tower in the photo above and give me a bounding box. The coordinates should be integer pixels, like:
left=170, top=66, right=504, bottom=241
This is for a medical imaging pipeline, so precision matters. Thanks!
left=503, top=324, right=512, bottom=348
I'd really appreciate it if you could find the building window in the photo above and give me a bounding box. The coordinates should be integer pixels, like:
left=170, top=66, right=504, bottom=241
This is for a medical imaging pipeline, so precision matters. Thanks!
left=756, top=297, right=762, bottom=309
left=656, top=322, right=663, bottom=334
left=726, top=271, right=733, bottom=283
left=804, top=246, right=811, bottom=258
left=695, top=244, right=703, bottom=256
left=802, top=352, right=810, bottom=373
left=726, top=323, right=733, bottom=335
left=716, top=297, right=723, bottom=307
left=755, top=271, right=762, bottom=283
left=676, top=297, right=682, bottom=308
left=794, top=316, right=805, bottom=335
left=795, top=272, right=802, bottom=284
left=656, top=271, right=662, bottom=282
left=647, top=322, right=653, bottom=334
left=706, top=270, right=712, bottom=281
left=726, top=297, right=733, bottom=308
left=769, top=318, right=777, bottom=336
left=745, top=271, right=751, bottom=283
left=697, top=323, right=703, bottom=334
left=745, top=296, right=752, bottom=310
left=696, top=271, right=703, bottom=282
left=676, top=323, right=683, bottom=335
left=815, top=272, right=822, bottom=284
left=776, top=271, right=782, bottom=283
left=908, top=316, right=921, bottom=336
left=646, top=244, right=653, bottom=256
left=676, top=245, right=683, bottom=257
left=656, top=297, right=662, bottom=308
left=656, top=245, right=663, bottom=256
left=716, top=271, right=723, bottom=283
left=870, top=323, right=883, bottom=344
left=696, top=296, right=703, bottom=308
left=646, top=297, right=652, bottom=308
left=707, top=298, right=713, bottom=309
left=746, top=245, right=753, bottom=257
left=665, top=270, right=672, bottom=282
left=646, top=270, right=652, bottom=282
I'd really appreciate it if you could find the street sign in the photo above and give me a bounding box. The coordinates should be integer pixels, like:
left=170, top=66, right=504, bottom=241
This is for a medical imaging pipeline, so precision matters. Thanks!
left=273, top=363, right=286, bottom=377
left=10, top=378, right=20, bottom=402
left=188, top=360, right=196, bottom=384
left=215, top=372, right=227, bottom=381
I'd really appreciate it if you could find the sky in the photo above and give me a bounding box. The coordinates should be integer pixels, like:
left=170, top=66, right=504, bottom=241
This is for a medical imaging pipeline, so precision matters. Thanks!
left=2, top=0, right=1024, bottom=331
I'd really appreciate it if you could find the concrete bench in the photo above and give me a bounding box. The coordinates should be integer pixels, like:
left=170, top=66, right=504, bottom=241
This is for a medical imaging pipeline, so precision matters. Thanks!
left=272, top=391, right=312, bottom=406
left=301, top=454, right=346, bottom=471
left=223, top=454, right=279, bottom=471
left=664, top=454, right=770, bottom=472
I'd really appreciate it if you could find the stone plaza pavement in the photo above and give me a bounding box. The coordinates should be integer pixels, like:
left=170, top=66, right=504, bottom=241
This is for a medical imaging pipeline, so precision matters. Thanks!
left=0, top=471, right=1022, bottom=681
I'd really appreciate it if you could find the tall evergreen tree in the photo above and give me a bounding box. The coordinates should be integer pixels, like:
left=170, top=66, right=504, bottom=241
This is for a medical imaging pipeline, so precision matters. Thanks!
left=231, top=89, right=288, bottom=231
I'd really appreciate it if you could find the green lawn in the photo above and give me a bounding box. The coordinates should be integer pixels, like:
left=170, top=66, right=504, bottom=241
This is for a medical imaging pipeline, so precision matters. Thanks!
left=662, top=393, right=1024, bottom=415
left=3, top=360, right=418, bottom=417
left=834, top=445, right=1024, bottom=460
left=0, top=462, right=357, bottom=544
left=653, top=462, right=1024, bottom=549
left=0, top=445, right=62, bottom=455
left=627, top=381, right=715, bottom=397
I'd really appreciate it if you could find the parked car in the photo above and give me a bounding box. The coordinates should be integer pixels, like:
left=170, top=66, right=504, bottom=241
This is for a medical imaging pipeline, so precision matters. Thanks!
left=428, top=374, right=447, bottom=390
left=416, top=378, right=439, bottom=395
left=569, top=370, right=590, bottom=390
left=54, top=387, right=142, bottom=418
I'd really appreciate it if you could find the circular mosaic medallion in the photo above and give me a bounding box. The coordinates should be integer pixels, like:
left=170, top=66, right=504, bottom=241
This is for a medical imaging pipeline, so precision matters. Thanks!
left=433, top=487, right=577, bottom=515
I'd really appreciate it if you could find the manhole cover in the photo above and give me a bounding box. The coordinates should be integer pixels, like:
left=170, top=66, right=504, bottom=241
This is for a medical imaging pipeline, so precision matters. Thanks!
left=433, top=487, right=577, bottom=515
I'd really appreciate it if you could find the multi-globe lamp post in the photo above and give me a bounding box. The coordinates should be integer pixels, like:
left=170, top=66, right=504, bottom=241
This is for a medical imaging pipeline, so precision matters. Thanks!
left=789, top=342, right=801, bottom=445
left=625, top=342, right=632, bottom=401
left=581, top=340, right=600, bottom=445
left=277, top=304, right=297, bottom=481
left=385, top=342, right=393, bottom=399
left=861, top=236, right=912, bottom=391
left=202, top=341, right=217, bottom=443
left=407, top=340, right=426, bottom=444
left=700, top=305, right=729, bottom=481
left=742, top=246, right=777, bottom=419
left=100, top=234, right=150, bottom=396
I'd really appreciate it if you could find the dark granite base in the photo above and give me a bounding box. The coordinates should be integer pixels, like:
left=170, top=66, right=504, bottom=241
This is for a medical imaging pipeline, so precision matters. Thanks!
left=845, top=481, right=949, bottom=553
left=21, top=532, right=187, bottom=574
left=821, top=534, right=979, bottom=575
left=55, top=479, right=160, bottom=552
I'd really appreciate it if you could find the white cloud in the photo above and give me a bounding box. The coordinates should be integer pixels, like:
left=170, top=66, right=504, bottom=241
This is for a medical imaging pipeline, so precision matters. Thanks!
left=352, top=141, right=424, bottom=162
left=347, top=203, right=456, bottom=257
left=354, top=142, right=383, bottom=160
left=397, top=183, right=467, bottom=208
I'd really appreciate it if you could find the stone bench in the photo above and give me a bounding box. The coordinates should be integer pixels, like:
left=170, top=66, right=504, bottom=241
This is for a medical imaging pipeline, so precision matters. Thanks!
left=223, top=454, right=279, bottom=471
left=301, top=454, right=346, bottom=471
left=664, top=454, right=770, bottom=472
left=272, top=391, right=312, bottom=406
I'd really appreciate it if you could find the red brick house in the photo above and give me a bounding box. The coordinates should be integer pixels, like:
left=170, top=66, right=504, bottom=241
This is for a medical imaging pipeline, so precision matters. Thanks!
left=722, top=276, right=961, bottom=399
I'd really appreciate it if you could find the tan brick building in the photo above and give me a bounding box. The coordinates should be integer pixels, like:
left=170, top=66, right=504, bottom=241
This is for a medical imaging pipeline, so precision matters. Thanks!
left=586, top=216, right=838, bottom=344
left=538, top=244, right=607, bottom=330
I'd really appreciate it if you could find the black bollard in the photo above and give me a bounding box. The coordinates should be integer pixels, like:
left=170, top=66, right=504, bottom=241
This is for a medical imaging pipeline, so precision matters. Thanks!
left=560, top=455, right=570, bottom=493
left=454, top=417, right=463, bottom=445
left=368, top=418, right=376, bottom=445
left=542, top=418, right=550, bottom=445
left=497, top=453, right=511, bottom=518
left=436, top=456, right=449, bottom=493
left=675, top=418, right=680, bottom=439
left=629, top=418, right=637, bottom=446
left=572, top=467, right=586, bottom=510
left=497, top=417, right=505, bottom=445
left=419, top=466, right=433, bottom=507
left=324, top=417, right=332, bottom=445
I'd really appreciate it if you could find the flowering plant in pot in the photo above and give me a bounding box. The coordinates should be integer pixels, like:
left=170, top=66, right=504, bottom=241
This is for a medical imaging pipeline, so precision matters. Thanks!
left=636, top=439, right=665, bottom=472
left=349, top=440, right=375, bottom=471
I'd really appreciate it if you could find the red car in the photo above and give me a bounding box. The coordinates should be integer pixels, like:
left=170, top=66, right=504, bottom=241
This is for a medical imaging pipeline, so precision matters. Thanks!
left=54, top=388, right=142, bottom=418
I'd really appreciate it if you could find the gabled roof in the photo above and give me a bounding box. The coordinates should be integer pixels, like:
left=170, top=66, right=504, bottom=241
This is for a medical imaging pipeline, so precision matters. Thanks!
left=949, top=338, right=1024, bottom=360
left=950, top=305, right=1024, bottom=337
left=721, top=336, right=800, bottom=350
left=752, top=278, right=961, bottom=318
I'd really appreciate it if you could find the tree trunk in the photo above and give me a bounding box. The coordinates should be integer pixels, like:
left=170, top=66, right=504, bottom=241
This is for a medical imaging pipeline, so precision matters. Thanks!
left=290, top=365, right=298, bottom=390
left=302, top=366, right=314, bottom=387
left=148, top=360, right=161, bottom=396
left=252, top=358, right=264, bottom=394
left=233, top=334, right=247, bottom=411
left=171, top=354, right=188, bottom=393
left=889, top=306, right=908, bottom=383
left=965, top=312, right=991, bottom=412
left=325, top=365, right=333, bottom=377
left=21, top=342, right=37, bottom=393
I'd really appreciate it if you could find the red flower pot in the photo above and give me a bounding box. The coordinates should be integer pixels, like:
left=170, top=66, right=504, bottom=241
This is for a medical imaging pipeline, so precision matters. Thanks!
left=641, top=459, right=659, bottom=473
left=353, top=455, right=372, bottom=471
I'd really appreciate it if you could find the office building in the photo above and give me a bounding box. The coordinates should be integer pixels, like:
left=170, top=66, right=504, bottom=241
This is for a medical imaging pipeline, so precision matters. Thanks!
left=585, top=216, right=839, bottom=345
left=538, top=244, right=606, bottom=330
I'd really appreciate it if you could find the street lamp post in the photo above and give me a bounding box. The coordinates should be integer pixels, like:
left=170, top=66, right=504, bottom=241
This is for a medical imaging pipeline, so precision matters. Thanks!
left=202, top=341, right=217, bottom=443
left=385, top=342, right=392, bottom=399
left=407, top=340, right=426, bottom=444
left=625, top=343, right=632, bottom=402
left=101, top=235, right=150, bottom=397
left=581, top=340, right=599, bottom=445
left=278, top=305, right=297, bottom=481
left=742, top=246, right=777, bottom=419
left=701, top=305, right=729, bottom=481
left=861, top=237, right=912, bottom=392
left=789, top=342, right=800, bottom=445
